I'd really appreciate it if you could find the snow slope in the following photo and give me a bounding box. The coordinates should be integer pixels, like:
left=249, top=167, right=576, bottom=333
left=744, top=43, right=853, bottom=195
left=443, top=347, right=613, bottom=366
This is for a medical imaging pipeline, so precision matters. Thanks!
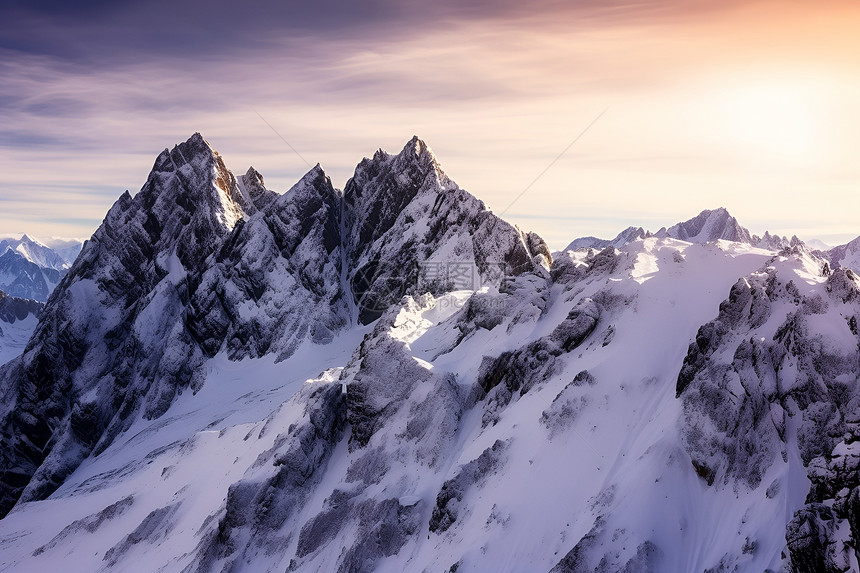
left=0, top=237, right=821, bottom=573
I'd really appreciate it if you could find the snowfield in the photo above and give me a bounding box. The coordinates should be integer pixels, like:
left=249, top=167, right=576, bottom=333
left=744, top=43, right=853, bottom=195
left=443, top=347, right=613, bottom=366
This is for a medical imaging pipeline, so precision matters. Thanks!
left=0, top=238, right=825, bottom=572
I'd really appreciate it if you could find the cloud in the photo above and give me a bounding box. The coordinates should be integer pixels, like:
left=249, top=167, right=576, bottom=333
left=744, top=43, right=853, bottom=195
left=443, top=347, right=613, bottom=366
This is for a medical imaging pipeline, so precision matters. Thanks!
left=0, top=0, right=858, bottom=247
left=0, top=0, right=804, bottom=63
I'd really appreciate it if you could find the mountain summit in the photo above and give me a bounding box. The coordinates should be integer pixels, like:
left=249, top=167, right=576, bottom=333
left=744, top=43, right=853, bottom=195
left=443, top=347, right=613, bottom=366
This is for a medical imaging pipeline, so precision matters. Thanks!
left=0, top=134, right=550, bottom=518
left=659, top=207, right=751, bottom=243
left=0, top=234, right=69, bottom=271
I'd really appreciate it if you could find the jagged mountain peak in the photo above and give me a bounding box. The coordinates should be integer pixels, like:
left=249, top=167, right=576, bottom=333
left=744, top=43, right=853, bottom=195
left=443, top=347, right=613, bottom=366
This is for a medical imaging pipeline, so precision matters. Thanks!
left=565, top=207, right=806, bottom=253
left=344, top=136, right=548, bottom=323
left=358, top=136, right=448, bottom=200
left=147, top=132, right=250, bottom=229
left=396, top=135, right=443, bottom=174
left=10, top=135, right=860, bottom=572
left=661, top=207, right=752, bottom=244
left=244, top=165, right=263, bottom=183
left=152, top=132, right=215, bottom=174
left=826, top=234, right=860, bottom=273
left=564, top=226, right=650, bottom=252
left=266, top=163, right=339, bottom=218
left=305, top=162, right=329, bottom=180
left=0, top=133, right=552, bottom=518
left=370, top=135, right=435, bottom=161
left=238, top=165, right=278, bottom=212
left=0, top=234, right=68, bottom=272
left=402, top=134, right=435, bottom=160
left=344, top=136, right=458, bottom=247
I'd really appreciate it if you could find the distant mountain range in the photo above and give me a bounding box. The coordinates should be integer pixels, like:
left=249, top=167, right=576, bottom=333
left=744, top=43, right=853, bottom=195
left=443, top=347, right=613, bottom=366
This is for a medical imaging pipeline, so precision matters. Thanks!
left=563, top=207, right=860, bottom=272
left=0, top=235, right=82, bottom=302
left=564, top=207, right=804, bottom=252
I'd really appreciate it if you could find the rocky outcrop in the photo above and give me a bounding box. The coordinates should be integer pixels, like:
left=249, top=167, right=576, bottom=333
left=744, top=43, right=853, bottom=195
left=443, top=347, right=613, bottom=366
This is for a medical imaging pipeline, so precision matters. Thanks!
left=662, top=208, right=753, bottom=244
left=565, top=226, right=649, bottom=251
left=188, top=165, right=349, bottom=362
left=343, top=136, right=549, bottom=323
left=676, top=251, right=860, bottom=570
left=0, top=290, right=42, bottom=324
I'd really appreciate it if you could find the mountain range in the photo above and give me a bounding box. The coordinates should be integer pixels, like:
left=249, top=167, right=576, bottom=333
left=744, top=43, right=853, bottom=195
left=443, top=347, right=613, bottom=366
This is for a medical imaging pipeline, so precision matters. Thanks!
left=0, top=134, right=858, bottom=573
left=0, top=235, right=82, bottom=302
left=564, top=207, right=804, bottom=253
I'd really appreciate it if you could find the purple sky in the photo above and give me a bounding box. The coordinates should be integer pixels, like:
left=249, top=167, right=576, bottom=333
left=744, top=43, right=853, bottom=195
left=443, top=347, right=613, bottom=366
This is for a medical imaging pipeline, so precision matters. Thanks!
left=2, top=0, right=859, bottom=248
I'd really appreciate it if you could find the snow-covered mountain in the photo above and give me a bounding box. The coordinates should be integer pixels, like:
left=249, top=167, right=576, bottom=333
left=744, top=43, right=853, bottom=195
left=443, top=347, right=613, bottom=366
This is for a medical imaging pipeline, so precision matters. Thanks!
left=0, top=250, right=65, bottom=303
left=0, top=235, right=83, bottom=302
left=0, top=235, right=71, bottom=271
left=42, top=237, right=85, bottom=267
left=0, top=134, right=858, bottom=573
left=564, top=226, right=650, bottom=251
left=566, top=207, right=804, bottom=253
left=0, top=133, right=547, bottom=520
left=805, top=238, right=831, bottom=252
left=660, top=207, right=754, bottom=243
left=826, top=235, right=860, bottom=273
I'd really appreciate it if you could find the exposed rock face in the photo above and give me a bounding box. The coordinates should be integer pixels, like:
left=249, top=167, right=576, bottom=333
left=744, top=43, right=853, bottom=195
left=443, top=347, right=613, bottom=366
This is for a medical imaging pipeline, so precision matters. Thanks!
left=188, top=165, right=348, bottom=362
left=660, top=207, right=752, bottom=243
left=7, top=134, right=857, bottom=573
left=180, top=245, right=634, bottom=573
left=0, top=290, right=42, bottom=324
left=185, top=296, right=469, bottom=573
left=756, top=231, right=803, bottom=252
left=565, top=226, right=649, bottom=251
left=0, top=133, right=550, bottom=519
left=0, top=290, right=42, bottom=369
left=827, top=235, right=860, bottom=274
left=429, top=439, right=509, bottom=534
left=343, top=136, right=549, bottom=323
left=0, top=133, right=254, bottom=517
left=676, top=249, right=860, bottom=570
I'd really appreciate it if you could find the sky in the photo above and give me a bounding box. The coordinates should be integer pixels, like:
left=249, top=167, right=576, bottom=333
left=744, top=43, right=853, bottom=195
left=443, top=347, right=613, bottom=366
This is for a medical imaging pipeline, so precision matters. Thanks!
left=1, top=0, right=859, bottom=249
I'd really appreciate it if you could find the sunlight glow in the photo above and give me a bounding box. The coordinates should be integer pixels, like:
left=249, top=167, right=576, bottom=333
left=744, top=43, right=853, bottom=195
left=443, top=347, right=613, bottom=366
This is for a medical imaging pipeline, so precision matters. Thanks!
left=708, top=78, right=831, bottom=164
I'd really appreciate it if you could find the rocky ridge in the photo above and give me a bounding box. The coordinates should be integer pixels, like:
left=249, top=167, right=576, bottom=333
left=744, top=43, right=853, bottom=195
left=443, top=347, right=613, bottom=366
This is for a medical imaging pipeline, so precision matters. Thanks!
left=0, top=133, right=549, bottom=519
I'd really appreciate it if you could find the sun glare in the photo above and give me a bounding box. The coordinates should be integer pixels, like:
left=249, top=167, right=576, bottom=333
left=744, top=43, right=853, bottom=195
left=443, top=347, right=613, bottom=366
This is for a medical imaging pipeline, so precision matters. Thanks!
left=709, top=79, right=830, bottom=165
left=724, top=85, right=822, bottom=159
